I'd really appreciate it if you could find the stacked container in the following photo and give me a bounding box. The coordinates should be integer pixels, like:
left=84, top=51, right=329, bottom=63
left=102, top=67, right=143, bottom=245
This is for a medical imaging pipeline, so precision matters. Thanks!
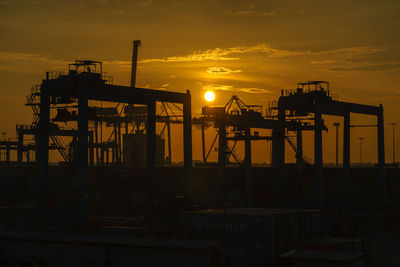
left=180, top=208, right=330, bottom=266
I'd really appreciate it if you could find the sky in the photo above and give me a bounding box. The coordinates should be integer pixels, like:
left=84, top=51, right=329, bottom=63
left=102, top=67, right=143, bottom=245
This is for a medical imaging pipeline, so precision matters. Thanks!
left=1, top=0, right=400, bottom=164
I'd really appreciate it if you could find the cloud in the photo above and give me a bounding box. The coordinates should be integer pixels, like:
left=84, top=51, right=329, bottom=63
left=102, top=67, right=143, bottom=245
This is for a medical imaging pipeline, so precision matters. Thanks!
left=0, top=51, right=68, bottom=73
left=221, top=1, right=276, bottom=17
left=222, top=9, right=276, bottom=17
left=155, top=83, right=171, bottom=90
left=222, top=10, right=256, bottom=16
left=320, top=61, right=400, bottom=72
left=206, top=66, right=242, bottom=75
left=140, top=48, right=240, bottom=63
left=0, top=51, right=47, bottom=61
left=310, top=60, right=335, bottom=64
left=137, top=0, right=152, bottom=7
left=199, top=83, right=271, bottom=94
left=103, top=60, right=131, bottom=68
left=0, top=65, right=11, bottom=71
left=140, top=44, right=386, bottom=63
left=0, top=51, right=67, bottom=65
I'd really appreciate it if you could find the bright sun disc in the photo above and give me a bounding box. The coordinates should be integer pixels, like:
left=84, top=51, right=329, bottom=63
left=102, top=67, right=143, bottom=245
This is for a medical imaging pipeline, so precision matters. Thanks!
left=205, top=91, right=215, bottom=102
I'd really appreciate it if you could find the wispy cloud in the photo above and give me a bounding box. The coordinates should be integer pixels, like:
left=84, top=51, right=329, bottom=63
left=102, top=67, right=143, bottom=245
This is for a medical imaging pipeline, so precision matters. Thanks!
left=0, top=65, right=10, bottom=71
left=222, top=1, right=276, bottom=17
left=222, top=9, right=275, bottom=17
left=310, top=60, right=336, bottom=64
left=322, top=61, right=400, bottom=72
left=103, top=60, right=131, bottom=68
left=137, top=0, right=152, bottom=7
left=206, top=66, right=242, bottom=75
left=199, top=83, right=271, bottom=94
left=140, top=48, right=240, bottom=63
left=0, top=51, right=67, bottom=65
left=0, top=51, right=47, bottom=61
left=140, top=44, right=386, bottom=63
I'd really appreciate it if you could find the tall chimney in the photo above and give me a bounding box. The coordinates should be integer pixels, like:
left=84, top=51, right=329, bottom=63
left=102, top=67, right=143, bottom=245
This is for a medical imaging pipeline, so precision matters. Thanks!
left=130, top=40, right=141, bottom=88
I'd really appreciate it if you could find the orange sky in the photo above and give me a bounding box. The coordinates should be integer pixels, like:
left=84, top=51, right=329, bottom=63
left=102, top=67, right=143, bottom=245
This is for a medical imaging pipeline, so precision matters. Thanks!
left=1, top=0, right=400, bottom=164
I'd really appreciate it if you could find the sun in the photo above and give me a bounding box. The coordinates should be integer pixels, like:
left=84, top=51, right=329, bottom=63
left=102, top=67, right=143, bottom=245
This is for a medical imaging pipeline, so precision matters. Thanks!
left=204, top=91, right=215, bottom=102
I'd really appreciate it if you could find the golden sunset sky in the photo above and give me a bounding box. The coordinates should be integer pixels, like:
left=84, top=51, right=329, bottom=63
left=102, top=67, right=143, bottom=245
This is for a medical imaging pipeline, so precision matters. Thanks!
left=1, top=0, right=400, bottom=164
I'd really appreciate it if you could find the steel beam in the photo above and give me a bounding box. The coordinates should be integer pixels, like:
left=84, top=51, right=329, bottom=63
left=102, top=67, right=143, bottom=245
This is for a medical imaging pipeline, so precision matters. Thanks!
left=328, top=101, right=380, bottom=115
left=45, top=82, right=189, bottom=105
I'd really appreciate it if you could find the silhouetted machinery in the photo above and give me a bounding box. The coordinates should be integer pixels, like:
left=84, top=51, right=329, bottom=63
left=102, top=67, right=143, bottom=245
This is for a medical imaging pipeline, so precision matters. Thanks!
left=0, top=41, right=388, bottom=237
left=123, top=105, right=165, bottom=166
left=272, top=81, right=386, bottom=210
left=195, top=95, right=319, bottom=208
left=18, top=59, right=173, bottom=167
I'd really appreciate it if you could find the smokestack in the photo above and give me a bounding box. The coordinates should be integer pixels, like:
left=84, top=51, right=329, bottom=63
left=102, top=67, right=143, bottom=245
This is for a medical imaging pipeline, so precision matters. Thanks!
left=130, top=40, right=141, bottom=88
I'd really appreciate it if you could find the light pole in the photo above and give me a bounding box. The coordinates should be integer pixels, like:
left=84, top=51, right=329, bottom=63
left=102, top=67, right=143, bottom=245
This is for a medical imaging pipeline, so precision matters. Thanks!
left=359, top=137, right=364, bottom=167
left=334, top=122, right=340, bottom=167
left=390, top=122, right=397, bottom=166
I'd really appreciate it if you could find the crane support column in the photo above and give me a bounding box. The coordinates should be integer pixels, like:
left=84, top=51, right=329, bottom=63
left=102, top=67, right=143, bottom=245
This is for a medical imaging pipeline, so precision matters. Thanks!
left=77, top=84, right=89, bottom=233
left=377, top=104, right=386, bottom=210
left=296, top=128, right=304, bottom=171
left=111, top=146, right=115, bottom=163
left=35, top=133, right=39, bottom=163
left=95, top=121, right=99, bottom=164
left=167, top=117, right=172, bottom=166
left=342, top=113, right=350, bottom=212
left=314, top=111, right=324, bottom=210
left=272, top=107, right=285, bottom=208
left=17, top=132, right=23, bottom=164
left=5, top=146, right=10, bottom=162
left=89, top=131, right=94, bottom=166
left=113, top=123, right=118, bottom=163
left=217, top=114, right=227, bottom=208
left=244, top=127, right=252, bottom=207
left=201, top=120, right=206, bottom=163
left=183, top=92, right=193, bottom=199
left=37, top=84, right=50, bottom=230
left=146, top=101, right=156, bottom=226
left=118, top=123, right=122, bottom=162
